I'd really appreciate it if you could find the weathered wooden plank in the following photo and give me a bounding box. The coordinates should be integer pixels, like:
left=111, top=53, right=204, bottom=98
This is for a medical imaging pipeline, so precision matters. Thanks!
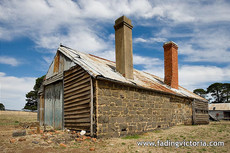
left=64, top=81, right=90, bottom=95
left=192, top=101, right=196, bottom=124
left=64, top=71, right=86, bottom=84
left=64, top=85, right=91, bottom=98
left=195, top=103, right=208, bottom=106
left=64, top=66, right=82, bottom=77
left=64, top=76, right=90, bottom=91
left=64, top=104, right=90, bottom=112
left=64, top=68, right=85, bottom=81
left=64, top=96, right=90, bottom=105
left=64, top=123, right=90, bottom=126
left=64, top=109, right=90, bottom=116
left=64, top=118, right=90, bottom=123
left=64, top=75, right=90, bottom=90
left=64, top=91, right=91, bottom=102
left=64, top=73, right=89, bottom=86
left=65, top=106, right=90, bottom=113
left=195, top=107, right=208, bottom=111
left=90, top=77, right=93, bottom=136
left=65, top=127, right=90, bottom=131
left=194, top=103, right=208, bottom=108
left=64, top=99, right=90, bottom=109
left=64, top=114, right=90, bottom=119
left=63, top=66, right=91, bottom=131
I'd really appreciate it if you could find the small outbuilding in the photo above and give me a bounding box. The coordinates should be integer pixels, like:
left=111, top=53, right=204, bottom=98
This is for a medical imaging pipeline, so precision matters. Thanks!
left=38, top=16, right=209, bottom=138
left=209, top=103, right=230, bottom=120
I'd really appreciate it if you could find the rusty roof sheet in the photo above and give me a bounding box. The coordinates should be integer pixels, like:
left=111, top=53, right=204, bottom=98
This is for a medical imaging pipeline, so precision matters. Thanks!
left=209, top=103, right=230, bottom=111
left=58, top=46, right=206, bottom=101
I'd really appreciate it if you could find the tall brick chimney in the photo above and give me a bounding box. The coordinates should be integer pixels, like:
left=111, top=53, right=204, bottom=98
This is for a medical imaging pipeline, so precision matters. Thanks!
left=163, top=41, right=179, bottom=89
left=114, top=16, right=133, bottom=79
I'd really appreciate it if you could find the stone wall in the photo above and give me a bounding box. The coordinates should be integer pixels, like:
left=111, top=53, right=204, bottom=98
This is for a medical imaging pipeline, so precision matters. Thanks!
left=95, top=80, right=193, bottom=138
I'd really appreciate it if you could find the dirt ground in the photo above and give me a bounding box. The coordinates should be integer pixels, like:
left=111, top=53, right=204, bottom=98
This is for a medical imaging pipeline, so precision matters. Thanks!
left=0, top=111, right=229, bottom=153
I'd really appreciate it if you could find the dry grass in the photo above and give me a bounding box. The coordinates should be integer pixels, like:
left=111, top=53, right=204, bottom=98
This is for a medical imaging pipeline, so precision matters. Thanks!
left=0, top=111, right=229, bottom=153
left=0, top=111, right=37, bottom=126
left=95, top=121, right=230, bottom=153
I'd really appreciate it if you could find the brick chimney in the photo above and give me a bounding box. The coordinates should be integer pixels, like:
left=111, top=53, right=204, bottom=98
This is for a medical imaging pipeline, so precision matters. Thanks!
left=163, top=41, right=179, bottom=89
left=114, top=16, right=133, bottom=79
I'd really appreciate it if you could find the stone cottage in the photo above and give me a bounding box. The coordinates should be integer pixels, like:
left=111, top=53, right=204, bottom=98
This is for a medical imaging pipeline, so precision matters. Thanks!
left=38, top=16, right=209, bottom=138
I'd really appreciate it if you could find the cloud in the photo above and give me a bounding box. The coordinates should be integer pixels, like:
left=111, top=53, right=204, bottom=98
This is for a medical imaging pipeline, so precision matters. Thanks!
left=0, top=56, right=20, bottom=66
left=143, top=64, right=230, bottom=91
left=133, top=54, right=162, bottom=67
left=1, top=0, right=230, bottom=56
left=134, top=37, right=166, bottom=44
left=0, top=0, right=230, bottom=107
left=0, top=72, right=35, bottom=110
left=178, top=27, right=230, bottom=63
left=179, top=65, right=230, bottom=90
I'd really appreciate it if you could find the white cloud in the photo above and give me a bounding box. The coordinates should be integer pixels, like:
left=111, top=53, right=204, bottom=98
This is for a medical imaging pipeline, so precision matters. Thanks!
left=143, top=64, right=230, bottom=91
left=0, top=56, right=20, bottom=66
left=134, top=37, right=166, bottom=44
left=0, top=0, right=230, bottom=104
left=179, top=65, right=230, bottom=91
left=0, top=72, right=35, bottom=110
left=133, top=54, right=162, bottom=67
left=0, top=0, right=230, bottom=56
left=178, top=27, right=230, bottom=63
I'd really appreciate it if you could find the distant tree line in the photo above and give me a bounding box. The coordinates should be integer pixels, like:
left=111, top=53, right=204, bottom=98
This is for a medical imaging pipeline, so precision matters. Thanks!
left=193, top=83, right=230, bottom=103
left=24, top=75, right=45, bottom=111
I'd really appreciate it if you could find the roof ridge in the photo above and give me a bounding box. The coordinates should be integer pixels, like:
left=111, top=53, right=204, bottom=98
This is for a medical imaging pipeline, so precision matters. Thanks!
left=88, top=54, right=115, bottom=63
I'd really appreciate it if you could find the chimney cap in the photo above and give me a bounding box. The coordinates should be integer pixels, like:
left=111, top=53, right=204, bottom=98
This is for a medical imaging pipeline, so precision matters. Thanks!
left=114, top=15, right=133, bottom=30
left=163, top=41, right=178, bottom=49
left=115, top=15, right=132, bottom=25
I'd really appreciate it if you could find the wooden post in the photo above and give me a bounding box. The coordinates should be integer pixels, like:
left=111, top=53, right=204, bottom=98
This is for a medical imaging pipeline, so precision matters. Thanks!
left=192, top=100, right=196, bottom=125
left=90, top=77, right=94, bottom=136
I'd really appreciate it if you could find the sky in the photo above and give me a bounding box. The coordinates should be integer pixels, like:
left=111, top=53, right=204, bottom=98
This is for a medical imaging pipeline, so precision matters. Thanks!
left=0, top=0, right=230, bottom=110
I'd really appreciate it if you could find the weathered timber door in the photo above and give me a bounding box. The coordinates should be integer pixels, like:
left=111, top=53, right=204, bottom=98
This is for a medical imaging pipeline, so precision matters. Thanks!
left=192, top=100, right=209, bottom=125
left=44, top=81, right=63, bottom=129
left=63, top=65, right=92, bottom=133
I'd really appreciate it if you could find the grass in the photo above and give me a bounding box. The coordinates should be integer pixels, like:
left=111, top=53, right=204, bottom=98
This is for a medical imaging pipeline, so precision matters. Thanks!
left=0, top=111, right=229, bottom=153
left=152, top=130, right=161, bottom=133
left=122, top=134, right=141, bottom=139
left=0, top=111, right=37, bottom=126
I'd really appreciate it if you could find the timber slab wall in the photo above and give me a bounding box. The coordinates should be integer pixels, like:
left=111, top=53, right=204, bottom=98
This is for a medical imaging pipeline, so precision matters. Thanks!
left=63, top=66, right=91, bottom=131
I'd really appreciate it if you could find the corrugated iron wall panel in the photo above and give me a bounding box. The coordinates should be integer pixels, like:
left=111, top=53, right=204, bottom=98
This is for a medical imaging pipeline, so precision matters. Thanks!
left=44, top=82, right=63, bottom=129
left=64, top=65, right=91, bottom=131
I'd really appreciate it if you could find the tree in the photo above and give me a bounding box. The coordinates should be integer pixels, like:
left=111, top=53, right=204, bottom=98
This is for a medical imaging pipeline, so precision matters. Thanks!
left=0, top=103, right=5, bottom=110
left=222, top=83, right=230, bottom=103
left=193, top=88, right=207, bottom=98
left=24, top=75, right=45, bottom=111
left=207, top=83, right=224, bottom=103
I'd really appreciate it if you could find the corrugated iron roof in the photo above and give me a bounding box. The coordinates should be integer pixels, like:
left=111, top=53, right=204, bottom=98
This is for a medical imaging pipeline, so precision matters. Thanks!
left=209, top=103, right=230, bottom=111
left=58, top=45, right=206, bottom=101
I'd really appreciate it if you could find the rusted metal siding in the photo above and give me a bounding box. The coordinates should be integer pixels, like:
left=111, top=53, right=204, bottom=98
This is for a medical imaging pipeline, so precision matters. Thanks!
left=53, top=52, right=60, bottom=73
left=63, top=65, right=91, bottom=131
left=44, top=81, right=63, bottom=129
left=46, top=51, right=75, bottom=79
left=192, top=100, right=209, bottom=124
